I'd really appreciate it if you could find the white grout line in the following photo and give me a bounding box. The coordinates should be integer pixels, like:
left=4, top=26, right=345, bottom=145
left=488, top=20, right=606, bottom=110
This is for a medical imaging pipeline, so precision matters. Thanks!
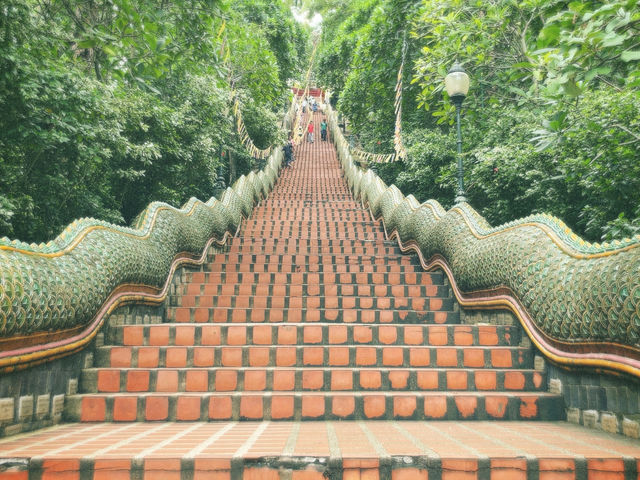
left=185, top=422, right=237, bottom=458
left=282, top=422, right=301, bottom=456
left=84, top=422, right=175, bottom=459
left=232, top=421, right=270, bottom=458
left=41, top=422, right=142, bottom=456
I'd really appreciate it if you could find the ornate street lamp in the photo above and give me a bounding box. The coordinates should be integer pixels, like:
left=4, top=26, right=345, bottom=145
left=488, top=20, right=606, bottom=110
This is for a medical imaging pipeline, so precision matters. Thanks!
left=445, top=63, right=470, bottom=204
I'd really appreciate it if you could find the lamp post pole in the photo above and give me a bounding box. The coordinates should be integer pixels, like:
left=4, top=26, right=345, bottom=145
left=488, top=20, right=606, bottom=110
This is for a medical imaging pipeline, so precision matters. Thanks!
left=444, top=63, right=470, bottom=205
left=452, top=96, right=466, bottom=204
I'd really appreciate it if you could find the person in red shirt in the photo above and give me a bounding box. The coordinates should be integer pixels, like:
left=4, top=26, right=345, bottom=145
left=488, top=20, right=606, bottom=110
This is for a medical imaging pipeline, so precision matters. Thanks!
left=307, top=121, right=314, bottom=143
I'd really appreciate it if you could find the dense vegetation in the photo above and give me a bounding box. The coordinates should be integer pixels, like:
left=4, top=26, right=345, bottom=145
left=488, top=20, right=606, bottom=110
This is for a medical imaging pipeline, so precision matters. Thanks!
left=0, top=0, right=308, bottom=243
left=311, top=0, right=640, bottom=242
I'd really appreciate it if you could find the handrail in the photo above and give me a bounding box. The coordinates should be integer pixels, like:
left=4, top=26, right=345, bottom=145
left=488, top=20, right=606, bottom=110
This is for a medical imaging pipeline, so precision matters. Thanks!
left=327, top=102, right=640, bottom=378
left=0, top=148, right=283, bottom=372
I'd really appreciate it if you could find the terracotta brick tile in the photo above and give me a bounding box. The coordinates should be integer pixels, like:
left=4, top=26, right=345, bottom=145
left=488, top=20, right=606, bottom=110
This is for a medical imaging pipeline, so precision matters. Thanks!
left=410, top=298, right=425, bottom=311
left=424, top=396, right=447, bottom=419
left=389, top=370, right=409, bottom=389
left=303, top=370, right=324, bottom=390
left=491, top=349, right=512, bottom=368
left=490, top=459, right=526, bottom=480
left=382, top=347, right=403, bottom=366
left=303, top=347, right=324, bottom=366
left=250, top=309, right=266, bottom=323
left=304, top=326, right=323, bottom=344
left=215, top=370, right=237, bottom=391
left=478, top=326, right=499, bottom=345
left=221, top=347, right=243, bottom=367
left=174, top=308, right=190, bottom=323
left=519, top=396, right=538, bottom=419
left=194, top=308, right=210, bottom=323
left=380, top=311, right=394, bottom=323
left=329, top=347, right=350, bottom=366
left=332, top=395, right=355, bottom=418
left=428, top=326, right=448, bottom=346
left=331, top=371, right=353, bottom=390
left=42, top=460, right=80, bottom=479
left=474, top=371, right=497, bottom=391
left=276, top=347, right=297, bottom=366
left=273, top=370, right=295, bottom=390
left=504, top=371, right=526, bottom=390
left=301, top=396, right=325, bottom=418
left=377, top=297, right=391, bottom=310
left=440, top=459, right=477, bottom=480
left=409, top=348, right=430, bottom=367
left=97, top=370, right=121, bottom=392
left=126, top=370, right=150, bottom=392
left=173, top=326, right=195, bottom=346
left=176, top=396, right=202, bottom=421
left=463, top=349, right=485, bottom=368
left=343, top=310, right=357, bottom=323
left=244, top=468, right=279, bottom=480
left=329, top=326, right=348, bottom=344
left=392, top=468, right=428, bottom=480
left=375, top=285, right=388, bottom=296
left=271, top=396, right=295, bottom=420
left=433, top=312, right=449, bottom=324
left=232, top=308, right=249, bottom=323
left=455, top=396, right=477, bottom=419
left=436, top=348, right=458, bottom=367
left=393, top=396, right=416, bottom=417
left=145, top=396, right=169, bottom=421
left=353, top=326, right=373, bottom=344
left=378, top=326, right=397, bottom=344
left=453, top=326, right=473, bottom=346
left=156, top=370, right=179, bottom=392
left=165, top=348, right=187, bottom=367
left=363, top=395, right=386, bottom=419
left=137, top=347, right=159, bottom=368
left=343, top=297, right=357, bottom=309
left=277, top=325, right=297, bottom=345
left=81, top=396, right=106, bottom=422
left=193, top=347, right=215, bottom=367
left=208, top=396, right=232, bottom=420
left=361, top=310, right=376, bottom=323
left=246, top=347, right=268, bottom=366
left=201, top=326, right=222, bottom=345
left=485, top=396, right=509, bottom=419
left=245, top=370, right=267, bottom=391
left=113, top=396, right=138, bottom=421
left=123, top=326, right=144, bottom=346
left=94, top=459, right=131, bottom=480
left=227, top=326, right=247, bottom=345
left=359, top=370, right=382, bottom=389
left=185, top=370, right=209, bottom=392
left=417, top=371, right=438, bottom=390
left=403, top=326, right=423, bottom=345
left=324, top=309, right=339, bottom=321
left=446, top=371, right=468, bottom=390
left=110, top=347, right=132, bottom=367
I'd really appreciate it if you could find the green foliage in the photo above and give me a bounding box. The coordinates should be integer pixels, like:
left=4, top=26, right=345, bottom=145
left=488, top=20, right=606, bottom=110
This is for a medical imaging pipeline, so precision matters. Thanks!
left=316, top=0, right=640, bottom=241
left=0, top=0, right=307, bottom=243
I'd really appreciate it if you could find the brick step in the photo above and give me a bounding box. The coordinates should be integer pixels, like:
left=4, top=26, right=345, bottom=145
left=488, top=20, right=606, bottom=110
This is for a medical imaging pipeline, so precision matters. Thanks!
left=242, top=220, right=380, bottom=227
left=203, top=263, right=425, bottom=274
left=206, top=253, right=420, bottom=266
left=228, top=238, right=396, bottom=247
left=6, top=421, right=639, bottom=479
left=184, top=271, right=441, bottom=286
left=81, top=367, right=546, bottom=394
left=179, top=283, right=449, bottom=298
left=113, top=323, right=520, bottom=347
left=166, top=307, right=458, bottom=324
left=236, top=233, right=385, bottom=241
left=66, top=391, right=564, bottom=422
left=172, top=295, right=454, bottom=312
left=95, top=344, right=531, bottom=369
left=227, top=244, right=404, bottom=255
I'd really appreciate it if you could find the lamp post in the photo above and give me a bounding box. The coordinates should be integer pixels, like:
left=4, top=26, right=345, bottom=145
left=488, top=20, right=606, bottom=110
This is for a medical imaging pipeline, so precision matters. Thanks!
left=445, top=63, right=470, bottom=204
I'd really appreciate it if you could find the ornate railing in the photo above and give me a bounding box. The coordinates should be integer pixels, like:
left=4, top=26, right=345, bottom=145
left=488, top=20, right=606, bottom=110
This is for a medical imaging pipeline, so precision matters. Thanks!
left=0, top=150, right=283, bottom=372
left=327, top=103, right=640, bottom=379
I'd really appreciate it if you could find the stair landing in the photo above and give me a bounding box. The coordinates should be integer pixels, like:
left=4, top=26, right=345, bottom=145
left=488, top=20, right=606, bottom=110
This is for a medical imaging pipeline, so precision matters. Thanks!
left=1, top=421, right=639, bottom=478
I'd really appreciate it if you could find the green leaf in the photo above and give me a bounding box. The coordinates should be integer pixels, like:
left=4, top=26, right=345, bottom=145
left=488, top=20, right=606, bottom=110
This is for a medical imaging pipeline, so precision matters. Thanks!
left=621, top=50, right=640, bottom=62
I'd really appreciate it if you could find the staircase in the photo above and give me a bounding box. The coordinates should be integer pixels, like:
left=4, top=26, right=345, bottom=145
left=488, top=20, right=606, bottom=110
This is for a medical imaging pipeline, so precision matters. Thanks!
left=0, top=110, right=638, bottom=479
